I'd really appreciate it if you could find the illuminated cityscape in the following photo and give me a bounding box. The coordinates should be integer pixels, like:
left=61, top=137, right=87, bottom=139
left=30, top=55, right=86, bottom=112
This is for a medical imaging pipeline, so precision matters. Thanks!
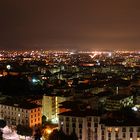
left=1, top=0, right=140, bottom=140
left=0, top=50, right=139, bottom=140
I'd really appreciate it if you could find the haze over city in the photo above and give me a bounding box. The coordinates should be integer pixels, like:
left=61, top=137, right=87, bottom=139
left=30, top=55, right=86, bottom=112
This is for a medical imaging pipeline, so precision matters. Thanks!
left=1, top=1, right=140, bottom=140
left=1, top=0, right=140, bottom=50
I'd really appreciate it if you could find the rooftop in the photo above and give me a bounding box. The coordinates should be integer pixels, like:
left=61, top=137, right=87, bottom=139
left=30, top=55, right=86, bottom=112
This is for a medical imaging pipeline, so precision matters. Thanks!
left=58, top=109, right=101, bottom=117
left=0, top=98, right=41, bottom=109
left=108, top=94, right=133, bottom=100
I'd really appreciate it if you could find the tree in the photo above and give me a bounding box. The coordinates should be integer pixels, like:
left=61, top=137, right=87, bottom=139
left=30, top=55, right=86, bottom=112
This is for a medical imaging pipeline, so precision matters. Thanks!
left=0, top=120, right=6, bottom=140
left=48, top=129, right=67, bottom=140
left=34, top=128, right=42, bottom=140
left=68, top=130, right=78, bottom=140
left=0, top=120, right=6, bottom=128
left=0, top=131, right=2, bottom=140
left=17, top=125, right=32, bottom=139
left=42, top=115, right=47, bottom=127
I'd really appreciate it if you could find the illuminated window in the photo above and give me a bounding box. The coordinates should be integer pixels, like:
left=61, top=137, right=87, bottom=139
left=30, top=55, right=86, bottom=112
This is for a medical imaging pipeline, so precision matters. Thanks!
left=108, top=127, right=112, bottom=132
left=115, top=128, right=119, bottom=132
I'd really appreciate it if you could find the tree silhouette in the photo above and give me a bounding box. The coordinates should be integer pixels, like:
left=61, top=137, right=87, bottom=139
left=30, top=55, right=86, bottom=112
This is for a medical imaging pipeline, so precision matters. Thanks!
left=68, top=130, right=78, bottom=140
left=17, top=125, right=32, bottom=139
left=48, top=129, right=67, bottom=140
left=0, top=120, right=6, bottom=128
left=0, top=120, right=6, bottom=140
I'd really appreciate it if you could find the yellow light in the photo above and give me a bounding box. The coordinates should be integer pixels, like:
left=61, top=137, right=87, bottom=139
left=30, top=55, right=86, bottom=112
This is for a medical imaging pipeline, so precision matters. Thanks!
left=107, top=127, right=112, bottom=132
left=115, top=128, right=119, bottom=132
left=46, top=129, right=52, bottom=134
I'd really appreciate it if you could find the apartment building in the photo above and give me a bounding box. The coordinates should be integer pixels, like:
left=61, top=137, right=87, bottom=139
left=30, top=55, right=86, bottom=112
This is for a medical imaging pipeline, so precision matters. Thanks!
left=59, top=110, right=101, bottom=140
left=42, top=94, right=72, bottom=123
left=0, top=101, right=42, bottom=128
left=105, top=94, right=133, bottom=111
left=58, top=110, right=140, bottom=140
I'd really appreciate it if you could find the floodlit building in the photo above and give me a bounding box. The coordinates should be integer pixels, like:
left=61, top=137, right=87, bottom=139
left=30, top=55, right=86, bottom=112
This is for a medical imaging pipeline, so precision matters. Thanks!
left=42, top=94, right=72, bottom=123
left=105, top=94, right=134, bottom=111
left=0, top=101, right=42, bottom=128
left=59, top=110, right=102, bottom=140
left=58, top=110, right=140, bottom=140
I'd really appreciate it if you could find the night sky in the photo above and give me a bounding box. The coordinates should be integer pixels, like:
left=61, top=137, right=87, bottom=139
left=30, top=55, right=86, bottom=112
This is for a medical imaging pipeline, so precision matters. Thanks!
left=0, top=0, right=140, bottom=51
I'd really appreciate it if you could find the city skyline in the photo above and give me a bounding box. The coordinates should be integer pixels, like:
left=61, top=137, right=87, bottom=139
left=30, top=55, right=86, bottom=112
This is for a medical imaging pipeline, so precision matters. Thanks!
left=1, top=0, right=140, bottom=50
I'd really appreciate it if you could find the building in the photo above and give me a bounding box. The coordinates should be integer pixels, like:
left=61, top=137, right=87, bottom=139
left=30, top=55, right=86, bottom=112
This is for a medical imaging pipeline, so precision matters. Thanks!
left=105, top=94, right=133, bottom=111
left=58, top=110, right=140, bottom=140
left=58, top=109, right=102, bottom=140
left=0, top=101, right=42, bottom=128
left=42, top=94, right=72, bottom=123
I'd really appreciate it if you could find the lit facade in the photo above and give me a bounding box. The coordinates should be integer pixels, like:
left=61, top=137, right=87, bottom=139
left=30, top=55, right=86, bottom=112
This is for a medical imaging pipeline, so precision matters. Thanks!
left=59, top=113, right=101, bottom=140
left=59, top=111, right=140, bottom=140
left=0, top=103, right=42, bottom=128
left=105, top=95, right=133, bottom=111
left=42, top=95, right=72, bottom=123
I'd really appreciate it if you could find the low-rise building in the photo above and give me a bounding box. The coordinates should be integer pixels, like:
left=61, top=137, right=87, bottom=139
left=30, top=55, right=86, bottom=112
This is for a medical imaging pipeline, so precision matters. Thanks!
left=105, top=94, right=133, bottom=111
left=42, top=94, right=72, bottom=123
left=59, top=110, right=140, bottom=140
left=0, top=100, right=42, bottom=128
left=59, top=110, right=101, bottom=140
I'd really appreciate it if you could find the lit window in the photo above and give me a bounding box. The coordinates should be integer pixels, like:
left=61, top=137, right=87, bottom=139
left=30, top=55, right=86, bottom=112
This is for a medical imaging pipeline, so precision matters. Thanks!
left=108, top=127, right=112, bottom=132
left=115, top=128, right=119, bottom=132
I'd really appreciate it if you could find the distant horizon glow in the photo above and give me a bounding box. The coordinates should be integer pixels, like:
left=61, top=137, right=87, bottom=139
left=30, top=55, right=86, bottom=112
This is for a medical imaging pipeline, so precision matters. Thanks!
left=0, top=0, right=140, bottom=50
